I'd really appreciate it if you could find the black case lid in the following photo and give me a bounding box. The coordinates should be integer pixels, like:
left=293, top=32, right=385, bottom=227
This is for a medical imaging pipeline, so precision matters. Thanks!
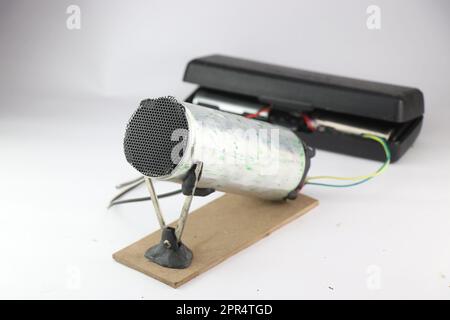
left=183, top=55, right=424, bottom=123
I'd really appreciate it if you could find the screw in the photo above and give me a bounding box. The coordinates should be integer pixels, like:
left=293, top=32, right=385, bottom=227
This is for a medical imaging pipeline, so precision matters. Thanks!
left=163, top=240, right=171, bottom=248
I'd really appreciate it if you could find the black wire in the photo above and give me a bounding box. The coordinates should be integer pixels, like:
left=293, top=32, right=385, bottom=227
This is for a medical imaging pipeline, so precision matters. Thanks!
left=115, top=176, right=144, bottom=189
left=108, top=189, right=183, bottom=208
left=109, top=179, right=144, bottom=203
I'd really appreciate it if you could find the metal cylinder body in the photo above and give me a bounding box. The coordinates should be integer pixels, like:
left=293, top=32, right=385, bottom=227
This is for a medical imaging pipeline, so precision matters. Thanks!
left=124, top=97, right=310, bottom=200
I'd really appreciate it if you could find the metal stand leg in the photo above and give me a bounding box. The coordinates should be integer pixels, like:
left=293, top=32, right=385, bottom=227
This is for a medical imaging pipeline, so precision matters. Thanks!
left=144, top=177, right=166, bottom=229
left=175, top=162, right=203, bottom=241
left=144, top=162, right=204, bottom=269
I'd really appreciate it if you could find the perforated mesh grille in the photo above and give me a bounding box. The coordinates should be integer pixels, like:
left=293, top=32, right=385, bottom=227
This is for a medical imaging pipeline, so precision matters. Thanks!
left=124, top=97, right=189, bottom=177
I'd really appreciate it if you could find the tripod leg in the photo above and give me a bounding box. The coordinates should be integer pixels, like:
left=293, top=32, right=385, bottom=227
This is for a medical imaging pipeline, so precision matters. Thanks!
left=175, top=162, right=203, bottom=241
left=143, top=163, right=204, bottom=269
left=144, top=177, right=166, bottom=229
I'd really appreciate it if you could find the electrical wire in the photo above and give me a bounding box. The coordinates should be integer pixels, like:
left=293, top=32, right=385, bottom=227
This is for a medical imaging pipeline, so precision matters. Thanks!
left=245, top=106, right=271, bottom=118
left=302, top=113, right=316, bottom=132
left=245, top=110, right=391, bottom=188
left=305, top=133, right=391, bottom=188
left=109, top=178, right=144, bottom=205
left=108, top=189, right=183, bottom=208
left=108, top=176, right=182, bottom=208
left=115, top=176, right=144, bottom=189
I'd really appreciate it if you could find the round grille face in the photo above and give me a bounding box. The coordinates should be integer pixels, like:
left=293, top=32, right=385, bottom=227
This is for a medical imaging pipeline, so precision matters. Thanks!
left=124, top=97, right=189, bottom=177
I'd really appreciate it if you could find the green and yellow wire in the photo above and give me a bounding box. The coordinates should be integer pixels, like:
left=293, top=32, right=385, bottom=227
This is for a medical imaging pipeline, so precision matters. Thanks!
left=305, top=134, right=391, bottom=188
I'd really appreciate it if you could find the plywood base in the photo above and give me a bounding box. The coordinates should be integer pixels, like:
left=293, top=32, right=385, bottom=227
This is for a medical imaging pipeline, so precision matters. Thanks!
left=113, top=193, right=318, bottom=288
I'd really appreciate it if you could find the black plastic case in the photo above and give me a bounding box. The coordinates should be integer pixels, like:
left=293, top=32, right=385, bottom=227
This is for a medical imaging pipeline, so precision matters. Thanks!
left=183, top=54, right=424, bottom=162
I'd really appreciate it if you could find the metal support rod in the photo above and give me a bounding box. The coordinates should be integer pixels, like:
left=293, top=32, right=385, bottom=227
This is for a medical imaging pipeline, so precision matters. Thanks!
left=144, top=177, right=166, bottom=229
left=175, top=162, right=203, bottom=241
left=142, top=162, right=203, bottom=242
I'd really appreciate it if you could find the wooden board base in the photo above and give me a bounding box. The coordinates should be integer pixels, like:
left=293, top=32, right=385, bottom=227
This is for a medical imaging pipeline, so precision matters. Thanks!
left=113, top=193, right=318, bottom=288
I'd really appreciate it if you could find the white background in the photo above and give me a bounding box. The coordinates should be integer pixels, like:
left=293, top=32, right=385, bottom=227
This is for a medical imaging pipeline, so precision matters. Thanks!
left=0, top=0, right=449, bottom=299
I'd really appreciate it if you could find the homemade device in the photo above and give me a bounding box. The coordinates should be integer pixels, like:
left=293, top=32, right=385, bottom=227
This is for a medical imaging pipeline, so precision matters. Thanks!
left=122, top=96, right=314, bottom=268
left=111, top=55, right=424, bottom=279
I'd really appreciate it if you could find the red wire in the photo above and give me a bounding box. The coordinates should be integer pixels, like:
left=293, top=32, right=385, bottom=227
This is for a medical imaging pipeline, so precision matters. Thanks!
left=302, top=114, right=316, bottom=132
left=245, top=106, right=271, bottom=119
left=246, top=108, right=316, bottom=134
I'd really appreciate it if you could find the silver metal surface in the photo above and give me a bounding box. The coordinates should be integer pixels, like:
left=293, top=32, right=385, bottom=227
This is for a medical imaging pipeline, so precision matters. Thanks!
left=156, top=101, right=307, bottom=200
